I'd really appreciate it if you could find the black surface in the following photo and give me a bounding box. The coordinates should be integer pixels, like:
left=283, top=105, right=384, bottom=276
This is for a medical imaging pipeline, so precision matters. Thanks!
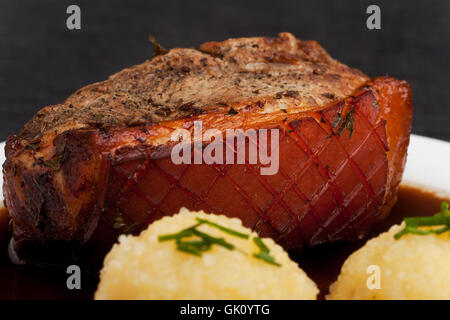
left=1, top=0, right=449, bottom=141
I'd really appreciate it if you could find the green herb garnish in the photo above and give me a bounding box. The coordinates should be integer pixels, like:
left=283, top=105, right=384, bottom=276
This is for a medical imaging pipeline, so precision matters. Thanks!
left=337, top=107, right=355, bottom=137
left=158, top=218, right=281, bottom=267
left=195, top=218, right=249, bottom=239
left=253, top=236, right=270, bottom=252
left=394, top=201, right=450, bottom=239
left=252, top=237, right=281, bottom=267
left=332, top=112, right=341, bottom=128
left=158, top=223, right=201, bottom=241
left=158, top=220, right=236, bottom=256
left=331, top=107, right=356, bottom=137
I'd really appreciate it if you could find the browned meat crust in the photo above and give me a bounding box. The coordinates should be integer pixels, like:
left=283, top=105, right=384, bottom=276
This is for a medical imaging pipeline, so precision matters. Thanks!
left=18, top=32, right=367, bottom=142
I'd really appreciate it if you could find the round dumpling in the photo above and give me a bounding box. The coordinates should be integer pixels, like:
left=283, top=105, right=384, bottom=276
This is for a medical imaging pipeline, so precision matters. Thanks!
left=328, top=224, right=450, bottom=300
left=95, top=208, right=318, bottom=300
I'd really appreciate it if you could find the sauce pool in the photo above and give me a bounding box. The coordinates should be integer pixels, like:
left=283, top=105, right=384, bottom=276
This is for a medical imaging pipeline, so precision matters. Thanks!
left=0, top=185, right=448, bottom=300
left=0, top=206, right=8, bottom=241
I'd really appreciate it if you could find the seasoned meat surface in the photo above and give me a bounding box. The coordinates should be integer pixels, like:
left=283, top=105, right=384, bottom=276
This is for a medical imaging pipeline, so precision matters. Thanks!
left=19, top=32, right=367, bottom=142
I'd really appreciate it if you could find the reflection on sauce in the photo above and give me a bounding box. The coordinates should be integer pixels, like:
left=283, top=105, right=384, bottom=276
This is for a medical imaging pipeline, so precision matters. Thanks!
left=0, top=185, right=448, bottom=300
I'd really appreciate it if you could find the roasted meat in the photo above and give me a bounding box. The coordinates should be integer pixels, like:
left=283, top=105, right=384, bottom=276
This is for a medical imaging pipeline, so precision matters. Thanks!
left=2, top=32, right=412, bottom=263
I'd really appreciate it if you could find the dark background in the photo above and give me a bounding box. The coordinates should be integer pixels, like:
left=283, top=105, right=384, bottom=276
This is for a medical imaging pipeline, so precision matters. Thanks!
left=1, top=0, right=449, bottom=141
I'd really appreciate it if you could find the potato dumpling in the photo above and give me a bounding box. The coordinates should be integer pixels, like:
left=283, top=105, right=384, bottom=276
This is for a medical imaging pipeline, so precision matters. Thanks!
left=328, top=224, right=450, bottom=300
left=95, top=208, right=318, bottom=300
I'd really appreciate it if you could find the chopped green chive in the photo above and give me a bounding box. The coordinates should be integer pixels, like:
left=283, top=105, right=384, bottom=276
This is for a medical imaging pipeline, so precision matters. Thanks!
left=158, top=223, right=201, bottom=241
left=195, top=218, right=249, bottom=239
left=253, top=236, right=270, bottom=253
left=394, top=201, right=450, bottom=239
left=252, top=237, right=281, bottom=267
left=253, top=251, right=281, bottom=267
left=176, top=238, right=205, bottom=256
left=158, top=221, right=235, bottom=255
left=158, top=218, right=281, bottom=267
left=192, top=229, right=235, bottom=250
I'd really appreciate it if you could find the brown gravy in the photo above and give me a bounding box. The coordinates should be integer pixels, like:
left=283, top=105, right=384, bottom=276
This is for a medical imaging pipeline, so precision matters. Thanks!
left=0, top=207, right=8, bottom=242
left=0, top=185, right=448, bottom=300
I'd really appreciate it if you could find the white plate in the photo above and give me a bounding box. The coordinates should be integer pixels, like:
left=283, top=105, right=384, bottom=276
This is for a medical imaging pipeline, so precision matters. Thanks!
left=401, top=134, right=450, bottom=196
left=0, top=134, right=449, bottom=202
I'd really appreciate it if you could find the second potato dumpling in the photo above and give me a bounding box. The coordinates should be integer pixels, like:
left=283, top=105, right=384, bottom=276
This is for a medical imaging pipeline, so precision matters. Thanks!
left=327, top=223, right=450, bottom=300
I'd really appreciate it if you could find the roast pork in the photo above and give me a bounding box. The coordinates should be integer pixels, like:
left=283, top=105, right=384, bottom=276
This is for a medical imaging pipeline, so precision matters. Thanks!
left=2, top=33, right=412, bottom=263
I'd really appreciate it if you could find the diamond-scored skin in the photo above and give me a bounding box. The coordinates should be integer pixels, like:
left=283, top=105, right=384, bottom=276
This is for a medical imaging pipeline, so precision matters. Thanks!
left=102, top=85, right=396, bottom=251
left=2, top=32, right=412, bottom=263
